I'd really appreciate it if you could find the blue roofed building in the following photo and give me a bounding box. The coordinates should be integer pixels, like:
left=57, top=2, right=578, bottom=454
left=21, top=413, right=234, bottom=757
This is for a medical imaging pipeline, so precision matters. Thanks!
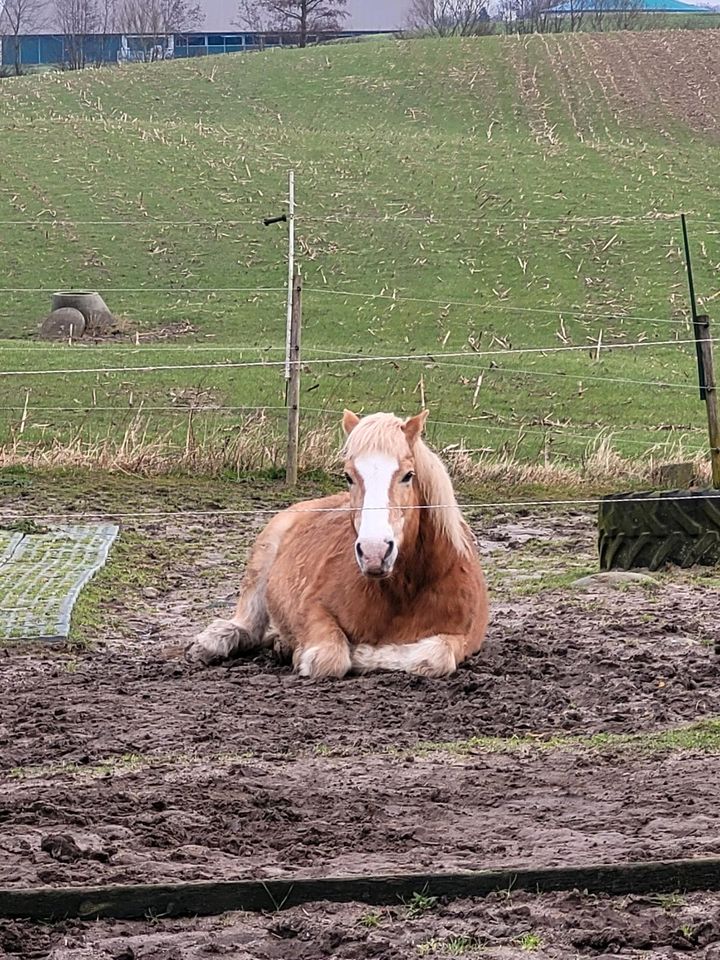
left=546, top=0, right=711, bottom=12
left=0, top=0, right=414, bottom=71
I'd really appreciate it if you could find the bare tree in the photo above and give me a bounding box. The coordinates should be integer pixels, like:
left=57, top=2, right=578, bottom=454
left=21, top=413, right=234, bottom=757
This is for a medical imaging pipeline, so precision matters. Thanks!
left=499, top=0, right=571, bottom=33
left=587, top=0, right=643, bottom=30
left=54, top=0, right=101, bottom=68
left=117, top=0, right=202, bottom=60
left=1, top=0, right=48, bottom=74
left=235, top=0, right=348, bottom=47
left=235, top=0, right=277, bottom=31
left=407, top=0, right=491, bottom=35
left=234, top=0, right=277, bottom=47
left=499, top=0, right=645, bottom=33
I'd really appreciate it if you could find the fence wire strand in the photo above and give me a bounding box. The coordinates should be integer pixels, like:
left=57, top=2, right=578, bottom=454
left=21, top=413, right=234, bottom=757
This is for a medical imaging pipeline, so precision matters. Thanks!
left=0, top=337, right=710, bottom=379
left=3, top=493, right=719, bottom=524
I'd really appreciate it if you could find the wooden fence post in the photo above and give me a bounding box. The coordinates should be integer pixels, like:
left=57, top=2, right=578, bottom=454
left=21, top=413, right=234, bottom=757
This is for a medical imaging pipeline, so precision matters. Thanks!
left=286, top=266, right=302, bottom=486
left=284, top=170, right=295, bottom=387
left=696, top=316, right=720, bottom=489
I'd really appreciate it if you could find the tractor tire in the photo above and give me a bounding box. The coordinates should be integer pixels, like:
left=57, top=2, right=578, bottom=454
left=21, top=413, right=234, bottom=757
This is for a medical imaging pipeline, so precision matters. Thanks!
left=598, top=489, right=720, bottom=571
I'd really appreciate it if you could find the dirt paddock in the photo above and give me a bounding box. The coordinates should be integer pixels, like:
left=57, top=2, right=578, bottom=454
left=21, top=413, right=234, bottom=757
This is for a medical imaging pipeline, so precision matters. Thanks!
left=6, top=890, right=720, bottom=959
left=2, top=476, right=720, bottom=957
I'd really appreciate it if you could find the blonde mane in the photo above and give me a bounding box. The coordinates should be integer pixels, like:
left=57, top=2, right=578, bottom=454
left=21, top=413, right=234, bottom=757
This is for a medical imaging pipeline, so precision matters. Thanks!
left=342, top=413, right=472, bottom=558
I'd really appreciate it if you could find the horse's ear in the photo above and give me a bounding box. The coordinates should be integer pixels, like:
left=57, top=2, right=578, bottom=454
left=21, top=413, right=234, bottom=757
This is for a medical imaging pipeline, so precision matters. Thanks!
left=342, top=409, right=361, bottom=435
left=403, top=410, right=429, bottom=445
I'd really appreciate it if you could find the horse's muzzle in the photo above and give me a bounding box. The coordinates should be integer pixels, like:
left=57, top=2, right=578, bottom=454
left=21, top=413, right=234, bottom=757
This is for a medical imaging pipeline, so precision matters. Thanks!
left=355, top=538, right=397, bottom=578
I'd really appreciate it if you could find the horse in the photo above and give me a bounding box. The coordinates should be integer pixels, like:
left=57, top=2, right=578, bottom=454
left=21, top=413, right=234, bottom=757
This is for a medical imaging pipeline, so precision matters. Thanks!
left=187, top=409, right=489, bottom=678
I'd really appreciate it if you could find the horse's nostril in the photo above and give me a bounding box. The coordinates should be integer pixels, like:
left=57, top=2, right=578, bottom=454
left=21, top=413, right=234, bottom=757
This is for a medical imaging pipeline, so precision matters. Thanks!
left=384, top=540, right=395, bottom=560
left=355, top=542, right=364, bottom=560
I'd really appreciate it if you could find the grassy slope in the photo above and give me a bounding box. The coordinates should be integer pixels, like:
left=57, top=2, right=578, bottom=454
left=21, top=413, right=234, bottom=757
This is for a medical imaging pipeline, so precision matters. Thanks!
left=1, top=33, right=720, bottom=466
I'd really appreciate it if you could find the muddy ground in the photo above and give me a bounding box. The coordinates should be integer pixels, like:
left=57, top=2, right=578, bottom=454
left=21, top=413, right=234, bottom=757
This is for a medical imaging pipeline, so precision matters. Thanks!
left=5, top=890, right=720, bottom=959
left=1, top=475, right=720, bottom=956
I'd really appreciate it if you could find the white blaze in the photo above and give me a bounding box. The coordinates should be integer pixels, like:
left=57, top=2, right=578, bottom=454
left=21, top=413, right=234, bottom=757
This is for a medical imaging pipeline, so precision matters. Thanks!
left=354, top=453, right=398, bottom=543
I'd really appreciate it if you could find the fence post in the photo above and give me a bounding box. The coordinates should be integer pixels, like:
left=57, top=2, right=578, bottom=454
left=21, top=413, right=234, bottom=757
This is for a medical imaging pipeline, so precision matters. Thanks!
left=681, top=213, right=706, bottom=401
left=696, top=316, right=720, bottom=489
left=286, top=266, right=302, bottom=486
left=284, top=170, right=296, bottom=390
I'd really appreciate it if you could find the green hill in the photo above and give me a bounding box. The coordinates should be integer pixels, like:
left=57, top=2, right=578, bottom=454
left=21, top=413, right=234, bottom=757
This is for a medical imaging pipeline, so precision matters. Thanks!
left=2, top=31, right=720, bottom=471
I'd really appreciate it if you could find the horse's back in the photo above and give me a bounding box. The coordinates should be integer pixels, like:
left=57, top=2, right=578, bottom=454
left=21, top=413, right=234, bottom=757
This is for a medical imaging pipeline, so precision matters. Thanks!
left=264, top=491, right=353, bottom=640
left=265, top=490, right=351, bottom=579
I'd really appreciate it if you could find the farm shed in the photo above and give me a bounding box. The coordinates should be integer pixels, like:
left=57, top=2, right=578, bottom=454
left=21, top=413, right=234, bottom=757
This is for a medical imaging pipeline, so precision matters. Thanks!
left=0, top=0, right=414, bottom=69
left=547, top=0, right=711, bottom=12
left=0, top=29, right=399, bottom=68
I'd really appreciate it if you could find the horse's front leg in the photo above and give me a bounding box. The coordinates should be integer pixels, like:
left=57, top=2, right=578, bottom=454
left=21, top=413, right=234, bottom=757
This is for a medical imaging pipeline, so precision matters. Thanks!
left=293, top=606, right=352, bottom=679
left=351, top=633, right=468, bottom=678
left=186, top=511, right=296, bottom=664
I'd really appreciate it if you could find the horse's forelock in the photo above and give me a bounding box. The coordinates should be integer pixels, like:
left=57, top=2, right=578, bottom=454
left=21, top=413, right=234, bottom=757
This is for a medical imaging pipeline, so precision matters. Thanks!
left=341, top=413, right=409, bottom=462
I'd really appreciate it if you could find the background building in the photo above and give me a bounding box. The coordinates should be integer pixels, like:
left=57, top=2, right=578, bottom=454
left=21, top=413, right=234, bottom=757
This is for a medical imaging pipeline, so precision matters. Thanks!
left=0, top=0, right=414, bottom=69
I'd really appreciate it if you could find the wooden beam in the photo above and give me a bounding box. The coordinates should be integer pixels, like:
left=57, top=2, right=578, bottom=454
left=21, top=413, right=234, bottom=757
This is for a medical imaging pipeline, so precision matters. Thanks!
left=4, top=856, right=720, bottom=922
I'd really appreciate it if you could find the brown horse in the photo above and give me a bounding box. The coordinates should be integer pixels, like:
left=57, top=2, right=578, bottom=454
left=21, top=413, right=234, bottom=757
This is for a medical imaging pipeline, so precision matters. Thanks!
left=187, top=410, right=489, bottom=678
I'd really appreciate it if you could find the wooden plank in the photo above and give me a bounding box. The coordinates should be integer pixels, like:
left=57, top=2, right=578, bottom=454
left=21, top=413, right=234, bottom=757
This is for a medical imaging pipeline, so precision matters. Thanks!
left=4, top=857, right=720, bottom=922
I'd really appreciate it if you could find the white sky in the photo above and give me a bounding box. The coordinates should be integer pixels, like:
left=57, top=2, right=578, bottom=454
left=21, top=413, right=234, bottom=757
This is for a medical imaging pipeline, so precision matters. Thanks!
left=198, top=0, right=412, bottom=33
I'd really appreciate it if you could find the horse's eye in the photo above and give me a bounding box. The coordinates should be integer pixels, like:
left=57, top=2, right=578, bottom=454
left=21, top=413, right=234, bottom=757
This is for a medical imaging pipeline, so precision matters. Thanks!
left=344, top=473, right=354, bottom=486
left=401, top=471, right=415, bottom=484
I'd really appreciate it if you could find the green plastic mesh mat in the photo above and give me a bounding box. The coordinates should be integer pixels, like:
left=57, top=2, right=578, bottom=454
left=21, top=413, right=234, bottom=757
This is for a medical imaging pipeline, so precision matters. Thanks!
left=0, top=523, right=119, bottom=642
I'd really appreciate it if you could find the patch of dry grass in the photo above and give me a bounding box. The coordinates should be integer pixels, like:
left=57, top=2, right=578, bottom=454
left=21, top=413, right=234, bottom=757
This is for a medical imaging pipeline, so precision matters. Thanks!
left=0, top=414, right=710, bottom=488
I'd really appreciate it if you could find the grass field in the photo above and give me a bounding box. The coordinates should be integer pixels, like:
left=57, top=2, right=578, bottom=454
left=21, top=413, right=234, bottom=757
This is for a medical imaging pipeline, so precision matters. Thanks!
left=3, top=30, right=720, bottom=474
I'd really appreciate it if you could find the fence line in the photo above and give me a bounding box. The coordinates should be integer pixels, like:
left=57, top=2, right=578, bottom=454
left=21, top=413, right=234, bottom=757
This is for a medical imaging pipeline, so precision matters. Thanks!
left=2, top=493, right=718, bottom=523
left=6, top=401, right=703, bottom=448
left=0, top=337, right=710, bottom=380
left=0, top=345, right=300, bottom=353
left=0, top=349, right=697, bottom=391
left=0, top=212, right=700, bottom=227
left=300, top=214, right=683, bottom=225
left=6, top=404, right=293, bottom=414
left=0, top=286, right=287, bottom=294
left=0, top=195, right=713, bottom=478
left=306, top=287, right=690, bottom=325
left=429, top=361, right=695, bottom=392
left=0, top=287, right=692, bottom=328
left=0, top=219, right=265, bottom=227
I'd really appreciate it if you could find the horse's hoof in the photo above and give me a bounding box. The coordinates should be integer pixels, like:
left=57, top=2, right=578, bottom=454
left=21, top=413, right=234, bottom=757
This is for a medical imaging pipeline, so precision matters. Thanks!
left=410, top=658, right=457, bottom=679
left=408, top=639, right=457, bottom=678
left=184, top=639, right=221, bottom=666
left=185, top=618, right=247, bottom=666
left=294, top=644, right=352, bottom=679
left=272, top=634, right=293, bottom=665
